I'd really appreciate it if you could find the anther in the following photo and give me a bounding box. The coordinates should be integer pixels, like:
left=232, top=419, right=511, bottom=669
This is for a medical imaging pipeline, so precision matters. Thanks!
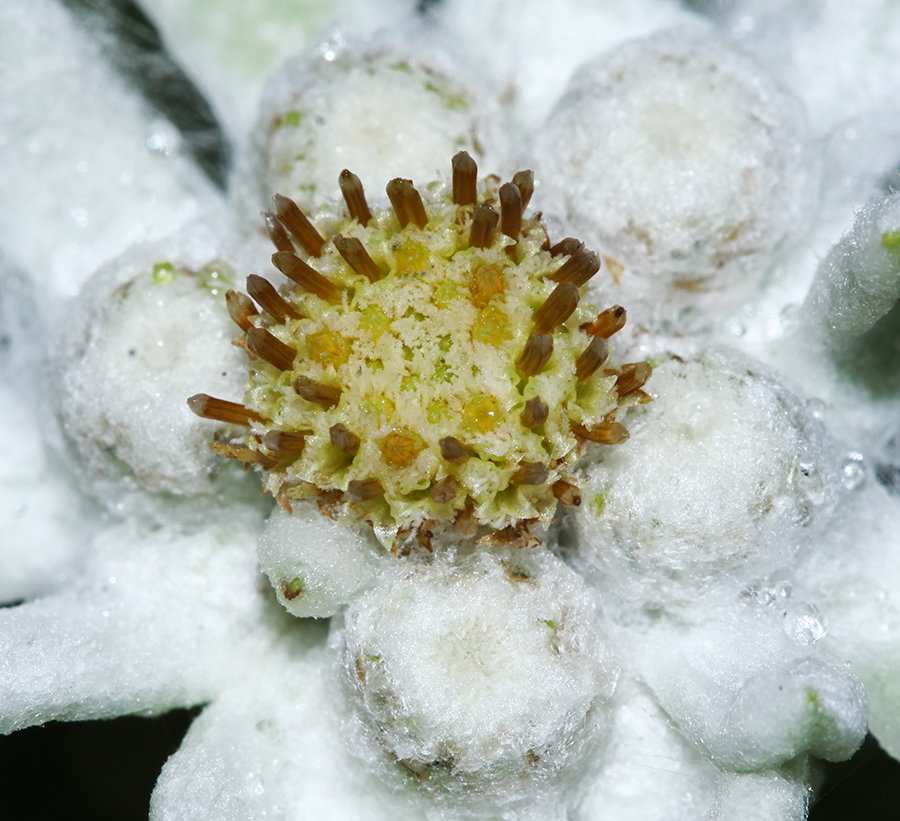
left=549, top=237, right=584, bottom=257
left=583, top=305, right=626, bottom=338
left=339, top=169, right=373, bottom=226
left=499, top=181, right=522, bottom=240
left=272, top=194, right=326, bottom=257
left=549, top=249, right=601, bottom=286
left=454, top=502, right=478, bottom=538
left=615, top=362, right=653, bottom=396
left=386, top=178, right=428, bottom=229
left=512, top=169, right=534, bottom=210
left=263, top=211, right=295, bottom=253
left=532, top=282, right=579, bottom=334
left=520, top=397, right=549, bottom=429
left=271, top=251, right=342, bottom=304
left=431, top=475, right=458, bottom=504
left=208, top=440, right=277, bottom=469
left=469, top=204, right=499, bottom=249
left=262, top=430, right=306, bottom=454
left=330, top=423, right=360, bottom=455
left=552, top=479, right=582, bottom=507
left=439, top=436, right=470, bottom=464
left=187, top=394, right=262, bottom=425
left=516, top=333, right=553, bottom=377
left=510, top=461, right=549, bottom=485
left=246, top=275, right=302, bottom=323
left=452, top=151, right=477, bottom=205
left=347, top=478, right=384, bottom=502
left=572, top=421, right=630, bottom=445
left=246, top=327, right=297, bottom=371
left=575, top=337, right=609, bottom=382
left=293, top=375, right=341, bottom=408
left=225, top=290, right=258, bottom=332
left=334, top=234, right=382, bottom=283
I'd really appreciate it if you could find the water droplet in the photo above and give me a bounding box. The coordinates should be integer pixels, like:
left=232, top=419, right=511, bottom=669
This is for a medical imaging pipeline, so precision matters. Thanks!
left=146, top=121, right=180, bottom=156
left=725, top=317, right=746, bottom=337
left=841, top=453, right=866, bottom=490
left=805, top=398, right=826, bottom=420
left=779, top=303, right=799, bottom=332
left=784, top=601, right=826, bottom=644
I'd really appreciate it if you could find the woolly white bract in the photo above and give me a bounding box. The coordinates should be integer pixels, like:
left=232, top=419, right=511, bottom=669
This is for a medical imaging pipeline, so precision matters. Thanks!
left=1, top=1, right=900, bottom=820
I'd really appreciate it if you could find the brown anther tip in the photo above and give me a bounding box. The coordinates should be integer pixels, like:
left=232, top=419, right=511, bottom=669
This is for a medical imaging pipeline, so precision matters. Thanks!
left=549, top=249, right=601, bottom=286
left=246, top=327, right=296, bottom=371
left=510, top=461, right=549, bottom=485
left=225, top=289, right=258, bottom=332
left=552, top=479, right=582, bottom=507
left=572, top=421, right=630, bottom=445
left=616, top=362, right=653, bottom=396
left=246, top=274, right=302, bottom=323
left=499, top=181, right=523, bottom=240
left=549, top=237, right=584, bottom=257
left=516, top=333, right=553, bottom=377
left=334, top=234, right=382, bottom=283
left=208, top=440, right=276, bottom=469
left=263, top=211, right=295, bottom=254
left=512, top=169, right=534, bottom=210
left=583, top=305, right=627, bottom=338
left=339, top=169, right=373, bottom=226
left=330, top=423, right=360, bottom=455
left=293, top=375, right=342, bottom=408
left=347, top=478, right=384, bottom=502
left=520, top=396, right=549, bottom=430
left=262, top=430, right=306, bottom=454
left=187, top=394, right=262, bottom=426
left=469, top=204, right=499, bottom=249
left=452, top=151, right=478, bottom=205
left=439, top=436, right=470, bottom=464
left=532, top=282, right=579, bottom=335
left=386, top=178, right=428, bottom=229
left=272, top=194, right=325, bottom=257
left=271, top=251, right=342, bottom=304
left=431, top=475, right=459, bottom=504
left=575, top=337, right=609, bottom=382
left=415, top=521, right=435, bottom=553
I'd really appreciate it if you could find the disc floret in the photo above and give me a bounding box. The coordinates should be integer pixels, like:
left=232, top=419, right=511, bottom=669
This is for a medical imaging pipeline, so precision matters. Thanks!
left=190, top=153, right=649, bottom=548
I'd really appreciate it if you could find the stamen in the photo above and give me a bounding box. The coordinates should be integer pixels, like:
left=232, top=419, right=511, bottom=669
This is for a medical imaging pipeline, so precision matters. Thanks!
left=552, top=479, right=582, bottom=507
left=549, top=237, right=584, bottom=257
left=499, top=182, right=522, bottom=240
left=272, top=194, right=326, bottom=257
left=452, top=151, right=477, bottom=205
left=293, top=375, right=341, bottom=407
left=439, top=436, right=470, bottom=464
left=262, top=430, right=306, bottom=453
left=271, top=251, right=343, bottom=304
left=263, top=211, right=295, bottom=253
left=330, top=423, right=360, bottom=455
left=512, top=169, right=534, bottom=210
left=334, top=234, right=382, bottom=283
left=187, top=394, right=262, bottom=425
left=575, top=337, right=609, bottom=382
left=516, top=333, right=553, bottom=377
left=510, top=461, right=549, bottom=485
left=386, top=178, right=428, bottom=229
left=549, top=249, right=601, bottom=286
left=615, top=362, right=653, bottom=396
left=415, top=521, right=435, bottom=552
left=225, top=289, right=258, bottom=332
left=431, top=475, right=458, bottom=504
left=532, top=282, right=579, bottom=334
left=470, top=204, right=499, bottom=249
left=347, top=478, right=384, bottom=502
left=583, top=305, right=626, bottom=338
left=246, top=274, right=302, bottom=323
left=208, top=440, right=277, bottom=469
left=572, top=421, right=630, bottom=444
left=520, top=397, right=549, bottom=429
left=246, top=327, right=297, bottom=371
left=339, top=169, right=373, bottom=226
left=454, top=501, right=478, bottom=538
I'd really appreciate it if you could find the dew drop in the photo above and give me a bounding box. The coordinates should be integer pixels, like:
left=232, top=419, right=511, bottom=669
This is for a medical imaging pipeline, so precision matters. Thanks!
left=783, top=601, right=826, bottom=645
left=841, top=453, right=866, bottom=490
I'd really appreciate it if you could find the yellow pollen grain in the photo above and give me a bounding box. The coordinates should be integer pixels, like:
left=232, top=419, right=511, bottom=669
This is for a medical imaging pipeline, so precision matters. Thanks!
left=395, top=238, right=431, bottom=277
left=472, top=303, right=512, bottom=346
left=382, top=431, right=423, bottom=467
left=472, top=264, right=504, bottom=307
left=359, top=305, right=391, bottom=339
left=463, top=395, right=499, bottom=434
left=307, top=329, right=351, bottom=368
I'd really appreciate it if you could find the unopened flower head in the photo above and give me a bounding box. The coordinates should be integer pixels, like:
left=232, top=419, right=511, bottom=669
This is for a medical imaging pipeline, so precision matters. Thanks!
left=189, top=153, right=651, bottom=549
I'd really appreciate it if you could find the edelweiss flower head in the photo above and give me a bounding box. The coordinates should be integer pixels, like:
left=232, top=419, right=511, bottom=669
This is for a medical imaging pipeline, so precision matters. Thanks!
left=190, top=153, right=651, bottom=549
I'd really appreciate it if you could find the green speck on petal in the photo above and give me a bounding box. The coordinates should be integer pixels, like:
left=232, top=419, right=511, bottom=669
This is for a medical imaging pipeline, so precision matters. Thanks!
left=882, top=230, right=900, bottom=249
left=544, top=619, right=558, bottom=631
left=432, top=281, right=460, bottom=308
left=152, top=261, right=176, bottom=285
left=284, top=576, right=305, bottom=600
left=590, top=493, right=606, bottom=516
